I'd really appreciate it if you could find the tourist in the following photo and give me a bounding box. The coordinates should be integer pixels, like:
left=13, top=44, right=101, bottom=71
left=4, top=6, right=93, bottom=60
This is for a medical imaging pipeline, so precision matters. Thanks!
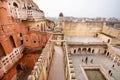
left=108, top=70, right=111, bottom=74
left=85, top=57, right=88, bottom=64
left=112, top=64, right=114, bottom=68
left=110, top=73, right=112, bottom=76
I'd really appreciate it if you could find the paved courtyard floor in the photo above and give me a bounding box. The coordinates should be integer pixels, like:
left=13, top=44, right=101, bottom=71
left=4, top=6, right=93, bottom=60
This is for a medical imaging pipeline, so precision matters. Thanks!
left=71, top=53, right=120, bottom=80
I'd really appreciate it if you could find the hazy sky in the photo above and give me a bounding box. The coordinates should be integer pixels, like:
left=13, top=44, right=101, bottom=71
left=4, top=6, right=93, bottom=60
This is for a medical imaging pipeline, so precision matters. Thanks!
left=34, top=0, right=120, bottom=18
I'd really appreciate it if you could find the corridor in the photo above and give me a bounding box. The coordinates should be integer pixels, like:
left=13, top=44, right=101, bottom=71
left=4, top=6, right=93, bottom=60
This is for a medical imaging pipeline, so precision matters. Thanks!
left=48, top=46, right=65, bottom=80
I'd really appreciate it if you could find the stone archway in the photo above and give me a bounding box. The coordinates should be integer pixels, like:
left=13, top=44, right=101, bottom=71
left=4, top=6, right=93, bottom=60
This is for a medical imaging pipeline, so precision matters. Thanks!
left=107, top=52, right=109, bottom=56
left=88, top=48, right=91, bottom=53
left=104, top=50, right=107, bottom=54
left=92, top=49, right=94, bottom=53
left=78, top=48, right=81, bottom=53
left=74, top=49, right=76, bottom=54
left=82, top=48, right=87, bottom=54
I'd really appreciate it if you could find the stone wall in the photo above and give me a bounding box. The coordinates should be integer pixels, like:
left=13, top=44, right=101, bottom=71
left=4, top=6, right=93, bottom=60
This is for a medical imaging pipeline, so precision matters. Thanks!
left=64, top=22, right=103, bottom=37
left=23, top=32, right=51, bottom=49
left=102, top=25, right=120, bottom=39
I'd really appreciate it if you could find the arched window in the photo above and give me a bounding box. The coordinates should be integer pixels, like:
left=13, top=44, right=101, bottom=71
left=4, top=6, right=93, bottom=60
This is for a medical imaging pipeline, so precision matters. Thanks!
left=107, top=52, right=109, bottom=56
left=104, top=50, right=107, bottom=54
left=88, top=48, right=91, bottom=53
left=13, top=2, right=18, bottom=8
left=92, top=50, right=94, bottom=53
left=9, top=36, right=16, bottom=48
left=82, top=48, right=87, bottom=52
left=74, top=49, right=76, bottom=53
left=78, top=48, right=81, bottom=52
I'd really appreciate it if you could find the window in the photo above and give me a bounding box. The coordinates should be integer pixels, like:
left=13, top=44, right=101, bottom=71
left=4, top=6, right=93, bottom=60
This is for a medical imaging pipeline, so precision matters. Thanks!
left=34, top=41, right=36, bottom=43
left=13, top=2, right=18, bottom=8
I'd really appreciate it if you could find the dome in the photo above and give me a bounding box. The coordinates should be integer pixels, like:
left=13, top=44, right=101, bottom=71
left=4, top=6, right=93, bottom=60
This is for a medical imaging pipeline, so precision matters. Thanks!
left=59, top=12, right=63, bottom=17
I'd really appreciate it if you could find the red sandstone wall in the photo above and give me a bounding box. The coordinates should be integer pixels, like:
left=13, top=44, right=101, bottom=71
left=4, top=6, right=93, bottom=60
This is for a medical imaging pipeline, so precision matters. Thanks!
left=2, top=53, right=40, bottom=80
left=23, top=32, right=51, bottom=49
left=19, top=53, right=40, bottom=68
left=1, top=39, right=13, bottom=54
left=2, top=65, right=17, bottom=80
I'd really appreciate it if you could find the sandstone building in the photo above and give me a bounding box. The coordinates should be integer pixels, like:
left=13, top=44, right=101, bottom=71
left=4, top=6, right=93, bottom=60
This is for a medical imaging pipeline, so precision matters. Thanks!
left=0, top=0, right=120, bottom=80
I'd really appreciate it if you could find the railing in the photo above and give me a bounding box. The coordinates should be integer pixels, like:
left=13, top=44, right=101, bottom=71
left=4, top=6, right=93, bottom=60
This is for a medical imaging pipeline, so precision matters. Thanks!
left=0, top=45, right=24, bottom=79
left=27, top=10, right=44, bottom=20
left=9, top=8, right=44, bottom=20
left=63, top=42, right=76, bottom=80
left=28, top=35, right=54, bottom=80
left=27, top=34, right=76, bottom=80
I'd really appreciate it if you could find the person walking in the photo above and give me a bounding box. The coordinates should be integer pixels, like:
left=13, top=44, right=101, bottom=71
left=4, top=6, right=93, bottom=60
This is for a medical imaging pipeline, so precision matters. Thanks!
left=112, top=64, right=114, bottom=68
left=108, top=70, right=111, bottom=74
left=85, top=57, right=88, bottom=64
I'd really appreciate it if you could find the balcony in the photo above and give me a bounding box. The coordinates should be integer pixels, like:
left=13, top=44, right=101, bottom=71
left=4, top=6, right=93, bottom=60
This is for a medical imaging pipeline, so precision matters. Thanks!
left=10, top=8, right=27, bottom=20
left=0, top=45, right=24, bottom=79
left=27, top=10, right=44, bottom=21
left=10, top=8, right=44, bottom=21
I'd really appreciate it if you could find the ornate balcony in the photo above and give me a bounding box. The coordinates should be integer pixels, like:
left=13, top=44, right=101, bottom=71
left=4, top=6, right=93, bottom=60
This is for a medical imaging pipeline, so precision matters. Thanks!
left=0, top=45, right=24, bottom=79
left=27, top=10, right=44, bottom=21
left=9, top=8, right=44, bottom=21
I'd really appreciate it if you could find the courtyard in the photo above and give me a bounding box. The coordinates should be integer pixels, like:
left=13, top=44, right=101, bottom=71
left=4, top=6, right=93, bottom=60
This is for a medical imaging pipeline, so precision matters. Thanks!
left=71, top=53, right=120, bottom=80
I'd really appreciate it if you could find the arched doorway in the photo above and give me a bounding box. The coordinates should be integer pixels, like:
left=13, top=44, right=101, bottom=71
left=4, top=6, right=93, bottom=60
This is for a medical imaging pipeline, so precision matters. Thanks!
left=104, top=50, right=107, bottom=54
left=82, top=48, right=87, bottom=54
left=19, top=33, right=23, bottom=45
left=74, top=49, right=76, bottom=54
left=88, top=48, right=91, bottom=53
left=16, top=64, right=22, bottom=71
left=92, top=50, right=94, bottom=53
left=107, top=52, right=109, bottom=56
left=16, top=64, right=23, bottom=80
left=0, top=43, right=5, bottom=57
left=9, top=36, right=16, bottom=48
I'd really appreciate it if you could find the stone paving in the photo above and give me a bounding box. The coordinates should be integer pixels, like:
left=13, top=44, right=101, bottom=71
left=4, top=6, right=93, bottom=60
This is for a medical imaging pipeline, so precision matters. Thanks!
left=48, top=46, right=65, bottom=80
left=71, top=53, right=120, bottom=80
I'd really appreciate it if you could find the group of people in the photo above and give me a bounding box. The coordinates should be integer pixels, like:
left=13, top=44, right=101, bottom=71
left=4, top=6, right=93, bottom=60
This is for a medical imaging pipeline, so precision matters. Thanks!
left=81, top=57, right=93, bottom=64
left=81, top=56, right=115, bottom=77
left=108, top=70, right=112, bottom=76
left=108, top=64, right=115, bottom=76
